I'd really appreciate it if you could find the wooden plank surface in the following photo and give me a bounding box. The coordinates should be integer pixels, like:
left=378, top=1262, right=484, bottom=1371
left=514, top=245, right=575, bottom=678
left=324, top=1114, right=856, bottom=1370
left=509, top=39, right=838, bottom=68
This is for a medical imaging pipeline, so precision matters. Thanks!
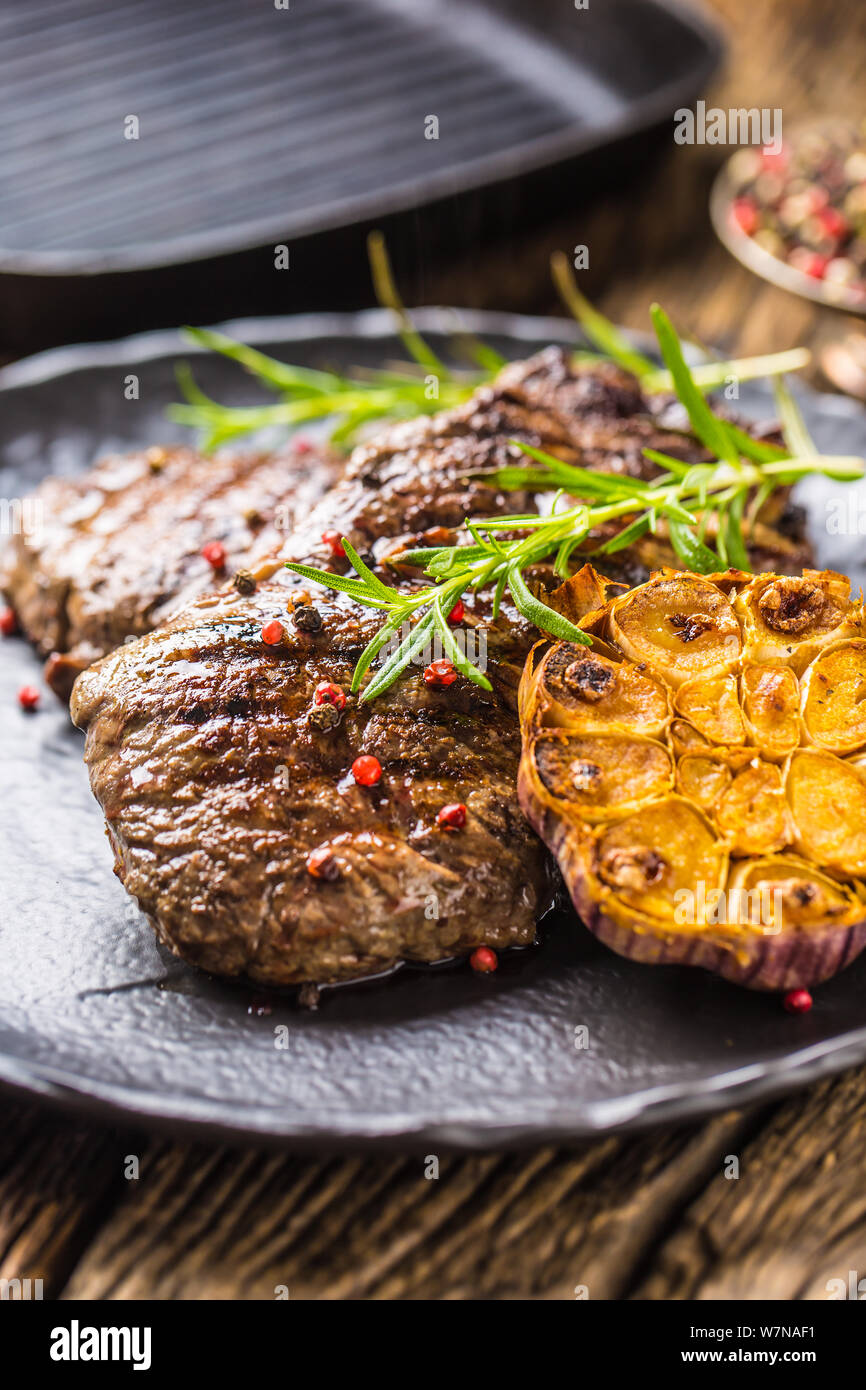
left=4, top=0, right=866, bottom=1300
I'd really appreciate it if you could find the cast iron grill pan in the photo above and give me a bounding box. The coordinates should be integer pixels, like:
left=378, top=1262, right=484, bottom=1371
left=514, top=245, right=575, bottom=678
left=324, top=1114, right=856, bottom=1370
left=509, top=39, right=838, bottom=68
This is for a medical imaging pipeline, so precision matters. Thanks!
left=0, top=0, right=720, bottom=273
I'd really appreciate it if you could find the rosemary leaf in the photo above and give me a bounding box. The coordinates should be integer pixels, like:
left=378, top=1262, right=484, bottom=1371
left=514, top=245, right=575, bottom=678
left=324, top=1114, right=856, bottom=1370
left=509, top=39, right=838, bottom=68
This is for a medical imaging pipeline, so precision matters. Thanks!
left=745, top=478, right=774, bottom=530
left=642, top=347, right=811, bottom=395
left=350, top=616, right=405, bottom=694
left=340, top=540, right=395, bottom=600
left=550, top=251, right=657, bottom=378
left=283, top=561, right=394, bottom=608
left=367, top=232, right=450, bottom=377
left=553, top=536, right=581, bottom=577
left=491, top=569, right=510, bottom=620
left=668, top=520, right=721, bottom=574
left=650, top=305, right=740, bottom=467
left=720, top=492, right=750, bottom=570
left=506, top=440, right=653, bottom=497
left=432, top=596, right=493, bottom=690
left=507, top=565, right=591, bottom=645
left=772, top=376, right=816, bottom=459
left=183, top=327, right=342, bottom=396
left=724, top=423, right=788, bottom=464
left=593, top=512, right=654, bottom=555
left=452, top=332, right=507, bottom=373
left=361, top=609, right=438, bottom=701
left=640, top=448, right=694, bottom=479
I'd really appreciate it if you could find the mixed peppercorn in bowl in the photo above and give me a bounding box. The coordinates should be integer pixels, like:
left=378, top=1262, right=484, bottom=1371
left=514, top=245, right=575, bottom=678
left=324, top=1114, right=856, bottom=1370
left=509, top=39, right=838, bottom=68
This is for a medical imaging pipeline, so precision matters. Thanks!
left=712, top=120, right=866, bottom=311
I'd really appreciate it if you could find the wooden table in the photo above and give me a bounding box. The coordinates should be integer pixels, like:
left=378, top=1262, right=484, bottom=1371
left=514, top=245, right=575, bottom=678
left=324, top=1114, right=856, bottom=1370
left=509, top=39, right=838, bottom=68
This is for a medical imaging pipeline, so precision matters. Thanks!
left=4, top=0, right=866, bottom=1300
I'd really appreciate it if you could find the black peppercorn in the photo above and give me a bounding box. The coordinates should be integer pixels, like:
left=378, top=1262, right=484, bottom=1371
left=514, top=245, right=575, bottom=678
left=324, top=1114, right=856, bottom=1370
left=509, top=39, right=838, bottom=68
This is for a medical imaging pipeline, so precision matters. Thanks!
left=308, top=702, right=342, bottom=731
left=233, top=569, right=256, bottom=595
left=293, top=604, right=323, bottom=633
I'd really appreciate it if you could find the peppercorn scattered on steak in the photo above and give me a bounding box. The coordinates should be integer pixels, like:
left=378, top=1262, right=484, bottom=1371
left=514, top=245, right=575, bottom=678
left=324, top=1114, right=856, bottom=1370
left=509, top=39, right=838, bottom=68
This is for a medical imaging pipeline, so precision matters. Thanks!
left=519, top=566, right=866, bottom=991
left=71, top=352, right=813, bottom=986
left=0, top=440, right=341, bottom=700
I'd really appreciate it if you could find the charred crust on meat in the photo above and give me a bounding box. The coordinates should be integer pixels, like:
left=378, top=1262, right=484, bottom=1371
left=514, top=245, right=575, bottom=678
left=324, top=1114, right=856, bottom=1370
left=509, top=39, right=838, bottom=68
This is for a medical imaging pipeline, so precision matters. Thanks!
left=3, top=442, right=343, bottom=690
left=181, top=704, right=208, bottom=725
left=225, top=696, right=251, bottom=718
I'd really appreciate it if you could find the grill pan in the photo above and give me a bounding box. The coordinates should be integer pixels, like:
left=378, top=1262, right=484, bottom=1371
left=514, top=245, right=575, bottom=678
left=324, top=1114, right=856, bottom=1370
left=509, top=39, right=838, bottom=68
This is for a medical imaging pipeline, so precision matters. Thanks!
left=0, top=0, right=721, bottom=350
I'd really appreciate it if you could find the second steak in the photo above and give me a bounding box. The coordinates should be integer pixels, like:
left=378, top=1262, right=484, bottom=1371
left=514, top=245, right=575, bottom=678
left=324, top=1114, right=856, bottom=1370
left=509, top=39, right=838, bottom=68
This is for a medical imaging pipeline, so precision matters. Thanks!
left=1, top=438, right=342, bottom=698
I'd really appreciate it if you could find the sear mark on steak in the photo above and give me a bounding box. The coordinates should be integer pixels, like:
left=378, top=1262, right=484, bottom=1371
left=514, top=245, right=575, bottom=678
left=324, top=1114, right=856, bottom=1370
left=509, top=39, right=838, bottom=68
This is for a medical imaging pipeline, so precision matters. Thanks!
left=69, top=350, right=814, bottom=987
left=0, top=440, right=342, bottom=699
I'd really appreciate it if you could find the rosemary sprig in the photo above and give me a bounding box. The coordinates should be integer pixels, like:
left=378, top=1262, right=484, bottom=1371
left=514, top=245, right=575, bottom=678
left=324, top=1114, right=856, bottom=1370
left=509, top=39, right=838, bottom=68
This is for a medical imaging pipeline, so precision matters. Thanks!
left=287, top=442, right=859, bottom=702
left=169, top=361, right=477, bottom=451
left=284, top=307, right=864, bottom=700
left=168, top=235, right=485, bottom=449
left=170, top=235, right=812, bottom=451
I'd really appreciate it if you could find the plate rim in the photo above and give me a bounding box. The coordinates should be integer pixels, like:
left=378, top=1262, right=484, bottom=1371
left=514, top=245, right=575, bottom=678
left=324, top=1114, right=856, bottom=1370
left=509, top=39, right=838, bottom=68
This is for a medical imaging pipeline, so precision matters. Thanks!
left=0, top=305, right=592, bottom=388
left=3, top=1021, right=866, bottom=1150
left=3, top=301, right=865, bottom=432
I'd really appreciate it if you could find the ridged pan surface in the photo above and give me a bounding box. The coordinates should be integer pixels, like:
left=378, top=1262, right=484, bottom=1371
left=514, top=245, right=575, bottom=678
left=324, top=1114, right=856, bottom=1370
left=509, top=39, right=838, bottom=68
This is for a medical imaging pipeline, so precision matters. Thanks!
left=0, top=0, right=720, bottom=272
left=1, top=309, right=866, bottom=1149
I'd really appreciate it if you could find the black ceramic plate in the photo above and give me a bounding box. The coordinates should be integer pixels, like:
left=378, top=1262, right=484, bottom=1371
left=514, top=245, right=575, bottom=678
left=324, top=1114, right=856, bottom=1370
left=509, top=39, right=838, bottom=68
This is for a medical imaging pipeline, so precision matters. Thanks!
left=3, top=309, right=866, bottom=1152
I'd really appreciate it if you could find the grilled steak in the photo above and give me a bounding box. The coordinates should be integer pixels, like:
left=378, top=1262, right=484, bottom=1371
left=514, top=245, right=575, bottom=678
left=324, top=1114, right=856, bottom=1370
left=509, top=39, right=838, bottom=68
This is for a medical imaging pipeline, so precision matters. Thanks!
left=70, top=351, right=813, bottom=986
left=1, top=439, right=342, bottom=699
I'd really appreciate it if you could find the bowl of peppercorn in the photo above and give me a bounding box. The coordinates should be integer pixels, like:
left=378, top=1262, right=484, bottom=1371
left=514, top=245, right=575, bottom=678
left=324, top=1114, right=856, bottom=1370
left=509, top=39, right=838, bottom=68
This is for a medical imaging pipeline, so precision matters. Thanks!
left=711, top=119, right=866, bottom=313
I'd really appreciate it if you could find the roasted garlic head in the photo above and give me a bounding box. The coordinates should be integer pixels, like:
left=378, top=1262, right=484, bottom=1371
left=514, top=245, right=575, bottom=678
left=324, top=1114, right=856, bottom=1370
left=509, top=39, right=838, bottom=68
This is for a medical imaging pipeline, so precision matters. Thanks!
left=519, top=567, right=866, bottom=990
